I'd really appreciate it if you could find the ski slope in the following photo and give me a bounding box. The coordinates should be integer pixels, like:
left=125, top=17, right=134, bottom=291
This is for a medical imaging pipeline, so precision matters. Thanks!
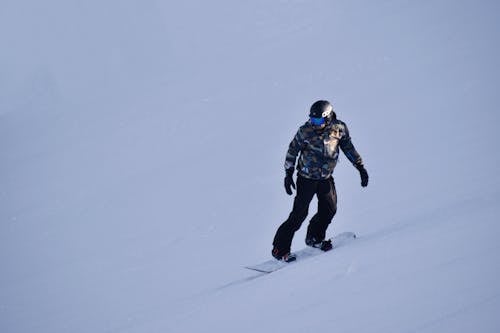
left=1, top=0, right=500, bottom=332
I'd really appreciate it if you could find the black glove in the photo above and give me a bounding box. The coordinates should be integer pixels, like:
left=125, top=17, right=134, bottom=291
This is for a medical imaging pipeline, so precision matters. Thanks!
left=356, top=164, right=369, bottom=187
left=284, top=168, right=296, bottom=195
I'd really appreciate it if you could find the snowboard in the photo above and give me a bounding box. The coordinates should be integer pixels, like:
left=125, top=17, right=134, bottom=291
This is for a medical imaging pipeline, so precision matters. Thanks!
left=245, top=232, right=356, bottom=273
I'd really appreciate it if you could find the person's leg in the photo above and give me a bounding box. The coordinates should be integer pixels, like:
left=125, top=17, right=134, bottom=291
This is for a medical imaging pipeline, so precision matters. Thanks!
left=305, top=213, right=320, bottom=245
left=272, top=176, right=316, bottom=255
left=306, top=177, right=337, bottom=242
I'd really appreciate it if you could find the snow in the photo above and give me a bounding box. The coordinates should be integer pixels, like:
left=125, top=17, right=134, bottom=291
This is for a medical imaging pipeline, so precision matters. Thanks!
left=1, top=0, right=500, bottom=332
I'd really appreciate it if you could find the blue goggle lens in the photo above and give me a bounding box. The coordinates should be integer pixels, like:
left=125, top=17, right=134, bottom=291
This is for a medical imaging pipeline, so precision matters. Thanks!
left=310, top=117, right=325, bottom=126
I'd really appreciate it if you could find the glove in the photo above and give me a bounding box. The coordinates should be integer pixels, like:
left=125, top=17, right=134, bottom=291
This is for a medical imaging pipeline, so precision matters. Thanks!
left=284, top=168, right=296, bottom=195
left=356, top=164, right=369, bottom=187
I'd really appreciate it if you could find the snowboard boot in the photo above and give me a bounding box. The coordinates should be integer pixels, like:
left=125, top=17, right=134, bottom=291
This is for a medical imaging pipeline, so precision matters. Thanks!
left=272, top=247, right=297, bottom=262
left=319, top=239, right=333, bottom=251
left=306, top=237, right=333, bottom=252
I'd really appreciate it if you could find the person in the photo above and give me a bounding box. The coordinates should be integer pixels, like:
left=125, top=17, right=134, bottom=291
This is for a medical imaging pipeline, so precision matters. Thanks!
left=271, top=100, right=369, bottom=262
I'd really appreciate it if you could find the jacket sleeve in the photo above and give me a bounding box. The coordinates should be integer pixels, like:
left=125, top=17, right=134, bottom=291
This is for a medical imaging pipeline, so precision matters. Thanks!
left=340, top=123, right=364, bottom=167
left=284, top=127, right=305, bottom=171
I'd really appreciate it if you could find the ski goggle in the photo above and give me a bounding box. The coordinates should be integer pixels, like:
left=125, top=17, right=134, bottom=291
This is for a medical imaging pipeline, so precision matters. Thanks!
left=310, top=117, right=325, bottom=126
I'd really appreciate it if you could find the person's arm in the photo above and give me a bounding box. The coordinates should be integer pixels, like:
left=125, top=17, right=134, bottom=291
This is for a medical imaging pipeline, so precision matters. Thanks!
left=284, top=127, right=305, bottom=172
left=283, top=127, right=305, bottom=194
left=340, top=123, right=369, bottom=187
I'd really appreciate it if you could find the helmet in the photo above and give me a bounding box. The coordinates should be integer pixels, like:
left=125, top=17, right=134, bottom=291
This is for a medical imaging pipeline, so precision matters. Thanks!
left=309, top=100, right=336, bottom=126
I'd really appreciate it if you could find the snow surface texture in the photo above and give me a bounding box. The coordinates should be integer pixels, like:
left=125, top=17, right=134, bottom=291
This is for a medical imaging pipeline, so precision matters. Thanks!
left=1, top=0, right=500, bottom=332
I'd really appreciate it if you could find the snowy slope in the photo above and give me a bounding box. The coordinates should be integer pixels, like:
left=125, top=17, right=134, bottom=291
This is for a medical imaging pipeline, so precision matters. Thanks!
left=1, top=0, right=500, bottom=332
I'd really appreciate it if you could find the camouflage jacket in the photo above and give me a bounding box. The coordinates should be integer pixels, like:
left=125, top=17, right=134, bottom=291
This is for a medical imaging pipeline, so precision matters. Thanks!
left=284, top=119, right=363, bottom=180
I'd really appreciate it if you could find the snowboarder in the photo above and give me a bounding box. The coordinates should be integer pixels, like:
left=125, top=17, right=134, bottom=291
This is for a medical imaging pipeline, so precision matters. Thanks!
left=272, top=100, right=369, bottom=261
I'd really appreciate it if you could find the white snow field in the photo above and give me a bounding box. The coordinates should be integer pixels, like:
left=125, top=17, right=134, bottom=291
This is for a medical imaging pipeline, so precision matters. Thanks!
left=1, top=0, right=499, bottom=332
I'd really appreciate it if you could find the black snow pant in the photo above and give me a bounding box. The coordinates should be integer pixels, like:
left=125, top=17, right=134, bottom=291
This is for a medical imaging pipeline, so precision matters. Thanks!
left=273, top=175, right=337, bottom=253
